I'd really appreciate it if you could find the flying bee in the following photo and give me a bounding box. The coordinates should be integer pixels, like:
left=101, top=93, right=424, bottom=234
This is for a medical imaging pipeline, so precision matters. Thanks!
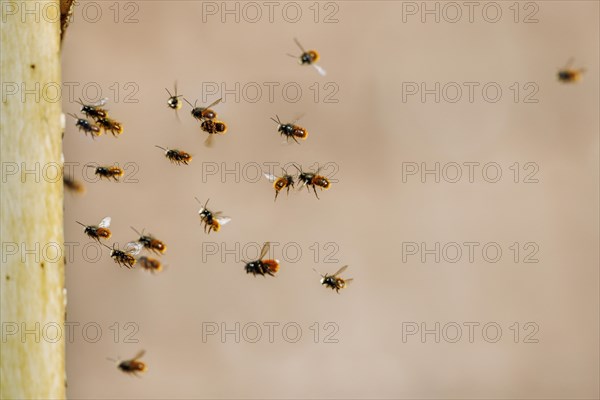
left=86, top=165, right=124, bottom=181
left=243, top=242, right=280, bottom=277
left=130, top=227, right=167, bottom=255
left=270, top=115, right=307, bottom=144
left=76, top=217, right=111, bottom=242
left=108, top=350, right=148, bottom=376
left=155, top=145, right=192, bottom=165
left=102, top=242, right=142, bottom=269
left=195, top=198, right=231, bottom=234
left=68, top=113, right=101, bottom=138
left=184, top=97, right=222, bottom=121
left=287, top=38, right=326, bottom=76
left=315, top=265, right=353, bottom=293
left=95, top=116, right=123, bottom=136
left=63, top=175, right=85, bottom=194
left=558, top=58, right=586, bottom=83
left=166, top=82, right=183, bottom=114
left=264, top=169, right=295, bottom=201
left=137, top=256, right=163, bottom=274
left=293, top=164, right=331, bottom=199
left=200, top=119, right=228, bottom=147
left=77, top=97, right=108, bottom=120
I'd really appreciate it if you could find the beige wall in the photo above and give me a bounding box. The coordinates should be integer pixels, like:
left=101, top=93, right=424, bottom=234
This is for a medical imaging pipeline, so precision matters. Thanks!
left=61, top=1, right=599, bottom=398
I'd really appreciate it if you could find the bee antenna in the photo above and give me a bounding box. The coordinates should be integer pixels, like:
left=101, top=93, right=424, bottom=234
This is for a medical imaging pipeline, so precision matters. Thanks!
left=165, top=88, right=172, bottom=97
left=269, top=116, right=280, bottom=125
left=101, top=242, right=112, bottom=250
left=183, top=98, right=194, bottom=108
left=194, top=197, right=202, bottom=205
left=292, top=163, right=302, bottom=173
left=106, top=357, right=118, bottom=363
left=286, top=53, right=298, bottom=59
left=75, top=221, right=86, bottom=227
left=67, top=113, right=79, bottom=119
left=130, top=226, right=142, bottom=236
left=76, top=98, right=84, bottom=105
left=155, top=145, right=167, bottom=151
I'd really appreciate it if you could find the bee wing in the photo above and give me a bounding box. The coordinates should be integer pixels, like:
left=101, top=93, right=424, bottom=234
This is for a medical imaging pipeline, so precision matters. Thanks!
left=125, top=242, right=143, bottom=255
left=332, top=265, right=349, bottom=277
left=132, top=350, right=146, bottom=360
left=259, top=242, right=270, bottom=260
left=215, top=216, right=231, bottom=226
left=313, top=64, right=327, bottom=76
left=98, top=217, right=111, bottom=228
left=205, top=98, right=222, bottom=109
left=343, top=278, right=354, bottom=286
left=291, top=113, right=305, bottom=125
left=264, top=173, right=277, bottom=182
left=94, top=98, right=108, bottom=107
left=204, top=134, right=215, bottom=148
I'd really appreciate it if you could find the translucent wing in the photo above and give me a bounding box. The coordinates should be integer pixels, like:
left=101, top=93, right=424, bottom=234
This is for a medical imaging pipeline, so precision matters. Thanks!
left=132, top=350, right=145, bottom=360
left=332, top=265, right=349, bottom=277
left=124, top=242, right=143, bottom=256
left=343, top=278, right=354, bottom=286
left=313, top=64, right=327, bottom=76
left=204, top=134, right=215, bottom=148
left=264, top=173, right=277, bottom=182
left=205, top=98, right=222, bottom=109
left=215, top=216, right=231, bottom=226
left=94, top=98, right=108, bottom=107
left=99, top=217, right=111, bottom=228
left=291, top=113, right=305, bottom=125
left=259, top=242, right=270, bottom=260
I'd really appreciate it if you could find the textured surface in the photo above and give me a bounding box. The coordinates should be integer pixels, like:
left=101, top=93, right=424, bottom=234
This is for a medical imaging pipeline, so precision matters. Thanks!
left=0, top=0, right=65, bottom=397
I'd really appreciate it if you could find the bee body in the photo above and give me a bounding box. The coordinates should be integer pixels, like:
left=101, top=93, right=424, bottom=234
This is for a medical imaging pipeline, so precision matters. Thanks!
left=91, top=166, right=124, bottom=181
left=155, top=146, right=192, bottom=165
left=95, top=116, right=123, bottom=136
left=196, top=198, right=231, bottom=234
left=69, top=113, right=101, bottom=137
left=270, top=115, right=308, bottom=143
left=78, top=98, right=108, bottom=120
left=264, top=171, right=295, bottom=201
left=138, top=256, right=163, bottom=273
left=318, top=265, right=352, bottom=293
left=558, top=58, right=586, bottom=83
left=111, top=350, right=147, bottom=376
left=289, top=38, right=326, bottom=76
left=295, top=165, right=331, bottom=199
left=77, top=217, right=111, bottom=242
left=131, top=227, right=167, bottom=255
left=243, top=242, right=279, bottom=277
left=63, top=176, right=85, bottom=194
left=166, top=83, right=183, bottom=111
left=201, top=119, right=228, bottom=135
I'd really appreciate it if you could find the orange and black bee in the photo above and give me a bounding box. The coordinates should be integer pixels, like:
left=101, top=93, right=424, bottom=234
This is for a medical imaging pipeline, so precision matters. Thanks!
left=108, top=350, right=148, bottom=376
left=185, top=97, right=222, bottom=121
left=264, top=169, right=295, bottom=201
left=131, top=227, right=167, bottom=255
left=166, top=82, right=183, bottom=114
left=294, top=164, right=331, bottom=199
left=558, top=58, right=586, bottom=83
left=270, top=115, right=307, bottom=143
left=155, top=145, right=192, bottom=165
left=68, top=113, right=101, bottom=138
left=137, top=256, right=163, bottom=274
left=77, top=98, right=108, bottom=120
left=63, top=175, right=85, bottom=194
left=102, top=242, right=142, bottom=269
left=200, top=119, right=227, bottom=147
left=95, top=116, right=123, bottom=136
left=195, top=198, right=231, bottom=234
left=87, top=165, right=124, bottom=181
left=243, top=242, right=279, bottom=277
left=76, top=217, right=111, bottom=242
left=316, top=265, right=352, bottom=293
left=287, top=38, right=326, bottom=76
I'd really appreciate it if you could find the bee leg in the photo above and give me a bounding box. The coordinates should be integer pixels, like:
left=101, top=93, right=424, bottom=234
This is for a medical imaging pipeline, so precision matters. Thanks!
left=292, top=136, right=299, bottom=144
left=313, top=185, right=320, bottom=199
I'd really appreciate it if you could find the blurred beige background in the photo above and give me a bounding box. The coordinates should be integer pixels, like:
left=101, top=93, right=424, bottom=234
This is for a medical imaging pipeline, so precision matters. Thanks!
left=61, top=1, right=599, bottom=398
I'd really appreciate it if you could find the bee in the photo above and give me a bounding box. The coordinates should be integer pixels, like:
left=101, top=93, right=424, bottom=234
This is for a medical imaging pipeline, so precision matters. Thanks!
left=76, top=217, right=111, bottom=242
left=243, top=242, right=279, bottom=277
left=68, top=113, right=101, bottom=138
left=166, top=82, right=183, bottom=113
left=195, top=198, right=231, bottom=234
left=264, top=168, right=295, bottom=201
left=293, top=164, right=331, bottom=199
left=155, top=145, right=192, bottom=165
left=63, top=175, right=85, bottom=194
left=558, top=58, right=586, bottom=83
left=108, top=350, right=148, bottom=376
left=200, top=119, right=228, bottom=147
left=184, top=97, right=222, bottom=121
left=86, top=165, right=124, bottom=181
left=270, top=115, right=307, bottom=143
left=137, top=256, right=163, bottom=274
left=102, top=242, right=142, bottom=269
left=77, top=98, right=108, bottom=120
left=287, top=38, right=326, bottom=76
left=95, top=116, right=123, bottom=136
left=131, top=227, right=167, bottom=255
left=316, top=265, right=353, bottom=293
